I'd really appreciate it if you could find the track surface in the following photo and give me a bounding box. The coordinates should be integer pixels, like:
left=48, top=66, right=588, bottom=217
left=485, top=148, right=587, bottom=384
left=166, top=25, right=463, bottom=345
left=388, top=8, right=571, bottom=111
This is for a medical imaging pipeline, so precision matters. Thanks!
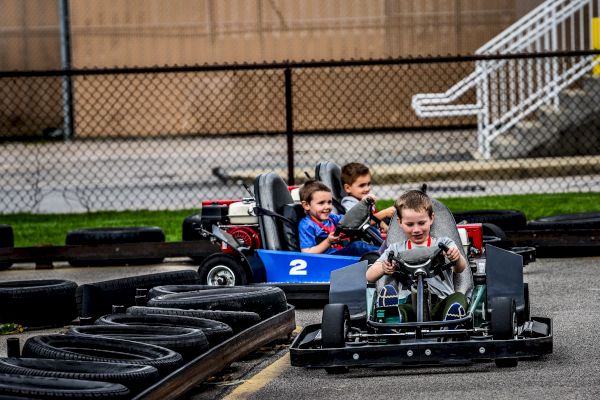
left=191, top=256, right=600, bottom=400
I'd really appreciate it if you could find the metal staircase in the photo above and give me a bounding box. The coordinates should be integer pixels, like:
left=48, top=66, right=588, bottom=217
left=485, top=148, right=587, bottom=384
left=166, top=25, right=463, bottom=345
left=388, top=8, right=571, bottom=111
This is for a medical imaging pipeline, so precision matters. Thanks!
left=412, top=0, right=600, bottom=159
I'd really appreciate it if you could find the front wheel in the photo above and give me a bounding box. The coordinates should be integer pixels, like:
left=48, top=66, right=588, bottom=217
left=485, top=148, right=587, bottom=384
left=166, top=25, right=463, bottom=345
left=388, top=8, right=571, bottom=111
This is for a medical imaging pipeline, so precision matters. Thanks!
left=490, top=296, right=518, bottom=368
left=198, top=254, right=248, bottom=286
left=321, top=303, right=350, bottom=374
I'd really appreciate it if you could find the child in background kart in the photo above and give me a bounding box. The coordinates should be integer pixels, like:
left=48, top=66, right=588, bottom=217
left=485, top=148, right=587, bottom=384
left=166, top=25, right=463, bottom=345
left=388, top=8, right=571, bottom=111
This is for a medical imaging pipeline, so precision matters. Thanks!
left=341, top=162, right=395, bottom=232
left=366, top=190, right=468, bottom=323
left=299, top=180, right=380, bottom=256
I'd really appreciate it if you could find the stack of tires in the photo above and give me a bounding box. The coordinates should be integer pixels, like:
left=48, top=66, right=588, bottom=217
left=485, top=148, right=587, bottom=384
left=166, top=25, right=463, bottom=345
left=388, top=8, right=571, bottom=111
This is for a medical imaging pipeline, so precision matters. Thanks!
left=0, top=271, right=288, bottom=398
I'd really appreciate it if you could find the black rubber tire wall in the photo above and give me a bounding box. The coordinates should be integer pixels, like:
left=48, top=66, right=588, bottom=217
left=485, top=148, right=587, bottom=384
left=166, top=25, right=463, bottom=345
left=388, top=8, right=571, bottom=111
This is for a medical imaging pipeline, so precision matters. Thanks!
left=65, top=226, right=165, bottom=267
left=22, top=335, right=183, bottom=376
left=0, top=279, right=78, bottom=328
left=0, top=224, right=13, bottom=271
left=95, top=313, right=233, bottom=347
left=0, top=358, right=158, bottom=394
left=0, top=373, right=130, bottom=399
left=126, top=306, right=261, bottom=334
left=76, top=270, right=201, bottom=320
left=452, top=210, right=526, bottom=231
left=527, top=212, right=600, bottom=230
left=68, top=325, right=209, bottom=360
left=147, top=286, right=287, bottom=320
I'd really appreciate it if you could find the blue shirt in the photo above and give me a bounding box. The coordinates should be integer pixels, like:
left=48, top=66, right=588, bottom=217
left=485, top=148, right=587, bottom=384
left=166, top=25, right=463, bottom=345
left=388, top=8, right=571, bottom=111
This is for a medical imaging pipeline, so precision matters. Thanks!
left=298, top=213, right=343, bottom=254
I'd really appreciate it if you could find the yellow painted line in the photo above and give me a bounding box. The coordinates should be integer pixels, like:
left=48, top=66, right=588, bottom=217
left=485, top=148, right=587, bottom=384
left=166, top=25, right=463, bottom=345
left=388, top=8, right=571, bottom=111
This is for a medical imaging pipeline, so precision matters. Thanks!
left=223, top=352, right=291, bottom=399
left=223, top=326, right=302, bottom=399
left=593, top=17, right=600, bottom=75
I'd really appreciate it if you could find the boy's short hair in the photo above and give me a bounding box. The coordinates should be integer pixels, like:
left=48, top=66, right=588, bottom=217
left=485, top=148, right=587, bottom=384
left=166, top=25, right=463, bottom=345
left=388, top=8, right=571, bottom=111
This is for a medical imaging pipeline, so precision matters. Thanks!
left=394, top=190, right=434, bottom=219
left=341, top=162, right=371, bottom=186
left=300, top=180, right=331, bottom=203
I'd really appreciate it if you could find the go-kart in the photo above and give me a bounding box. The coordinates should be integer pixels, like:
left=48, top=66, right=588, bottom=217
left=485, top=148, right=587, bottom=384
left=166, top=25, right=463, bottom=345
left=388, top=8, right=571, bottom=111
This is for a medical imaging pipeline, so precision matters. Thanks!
left=289, top=198, right=552, bottom=370
left=193, top=172, right=384, bottom=300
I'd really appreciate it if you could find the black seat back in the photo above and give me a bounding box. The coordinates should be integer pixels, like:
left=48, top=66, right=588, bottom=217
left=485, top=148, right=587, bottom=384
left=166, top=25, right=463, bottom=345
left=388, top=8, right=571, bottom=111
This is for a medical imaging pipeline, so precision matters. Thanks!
left=314, top=161, right=346, bottom=214
left=386, top=198, right=473, bottom=295
left=254, top=172, right=303, bottom=251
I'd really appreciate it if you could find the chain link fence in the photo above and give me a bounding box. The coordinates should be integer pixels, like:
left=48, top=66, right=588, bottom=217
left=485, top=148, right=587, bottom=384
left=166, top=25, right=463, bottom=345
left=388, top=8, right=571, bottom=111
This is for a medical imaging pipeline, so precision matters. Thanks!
left=1, top=52, right=599, bottom=213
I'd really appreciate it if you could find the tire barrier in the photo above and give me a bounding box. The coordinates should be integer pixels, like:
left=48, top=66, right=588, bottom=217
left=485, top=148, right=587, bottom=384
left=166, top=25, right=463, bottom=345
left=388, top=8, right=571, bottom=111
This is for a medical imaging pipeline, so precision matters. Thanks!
left=0, top=225, right=13, bottom=271
left=0, top=358, right=158, bottom=395
left=147, top=286, right=288, bottom=320
left=527, top=212, right=600, bottom=230
left=65, top=226, right=166, bottom=267
left=68, top=325, right=209, bottom=360
left=452, top=210, right=527, bottom=231
left=126, top=306, right=261, bottom=334
left=76, top=270, right=201, bottom=320
left=95, top=313, right=233, bottom=348
left=0, top=373, right=130, bottom=399
left=22, top=335, right=184, bottom=376
left=0, top=279, right=78, bottom=328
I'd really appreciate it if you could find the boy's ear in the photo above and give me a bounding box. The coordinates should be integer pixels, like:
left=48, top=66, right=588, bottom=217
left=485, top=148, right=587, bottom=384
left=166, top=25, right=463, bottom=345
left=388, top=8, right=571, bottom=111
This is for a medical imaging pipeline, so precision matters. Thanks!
left=301, top=200, right=311, bottom=211
left=431, top=211, right=435, bottom=223
left=343, top=183, right=351, bottom=192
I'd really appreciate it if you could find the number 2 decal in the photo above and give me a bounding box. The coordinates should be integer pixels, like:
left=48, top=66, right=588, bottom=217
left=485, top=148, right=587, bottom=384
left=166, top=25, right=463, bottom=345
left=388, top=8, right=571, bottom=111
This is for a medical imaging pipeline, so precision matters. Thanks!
left=289, top=259, right=308, bottom=275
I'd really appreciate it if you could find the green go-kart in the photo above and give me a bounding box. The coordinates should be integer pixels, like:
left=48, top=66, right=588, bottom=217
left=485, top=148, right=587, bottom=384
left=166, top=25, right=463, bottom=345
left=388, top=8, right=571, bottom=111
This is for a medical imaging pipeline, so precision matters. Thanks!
left=290, top=198, right=552, bottom=372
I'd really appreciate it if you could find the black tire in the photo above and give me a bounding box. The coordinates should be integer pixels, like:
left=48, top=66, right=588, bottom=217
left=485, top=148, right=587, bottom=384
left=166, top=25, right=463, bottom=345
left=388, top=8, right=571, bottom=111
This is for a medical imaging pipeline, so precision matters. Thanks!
left=198, top=254, right=248, bottom=286
left=126, top=306, right=260, bottom=334
left=68, top=325, right=209, bottom=360
left=321, top=304, right=350, bottom=374
left=0, top=225, right=14, bottom=271
left=147, top=286, right=287, bottom=320
left=95, top=313, right=233, bottom=348
left=489, top=296, right=518, bottom=368
left=148, top=285, right=213, bottom=299
left=76, top=270, right=201, bottom=320
left=359, top=251, right=380, bottom=267
left=452, top=210, right=526, bottom=231
left=0, top=358, right=158, bottom=394
left=66, top=227, right=165, bottom=267
left=0, top=373, right=129, bottom=399
left=0, top=279, right=78, bottom=328
left=527, top=212, right=600, bottom=230
left=22, top=335, right=183, bottom=376
left=517, top=283, right=531, bottom=325
left=321, top=304, right=349, bottom=348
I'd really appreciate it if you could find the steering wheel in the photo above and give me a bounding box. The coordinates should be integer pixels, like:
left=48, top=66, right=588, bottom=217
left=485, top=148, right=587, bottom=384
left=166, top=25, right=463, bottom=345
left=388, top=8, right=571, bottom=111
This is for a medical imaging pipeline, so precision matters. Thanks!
left=388, top=243, right=455, bottom=282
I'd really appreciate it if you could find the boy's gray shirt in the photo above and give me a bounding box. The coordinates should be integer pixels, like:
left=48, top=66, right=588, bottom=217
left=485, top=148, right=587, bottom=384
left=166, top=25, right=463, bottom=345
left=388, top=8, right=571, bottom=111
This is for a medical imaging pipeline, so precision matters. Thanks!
left=376, top=236, right=456, bottom=298
left=341, top=195, right=359, bottom=212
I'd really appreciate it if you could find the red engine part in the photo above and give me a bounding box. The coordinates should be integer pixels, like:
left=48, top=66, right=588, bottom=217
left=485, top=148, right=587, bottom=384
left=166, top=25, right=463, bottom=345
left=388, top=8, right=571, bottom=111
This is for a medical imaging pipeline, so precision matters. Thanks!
left=457, top=223, right=483, bottom=253
left=201, top=199, right=239, bottom=207
left=222, top=226, right=261, bottom=254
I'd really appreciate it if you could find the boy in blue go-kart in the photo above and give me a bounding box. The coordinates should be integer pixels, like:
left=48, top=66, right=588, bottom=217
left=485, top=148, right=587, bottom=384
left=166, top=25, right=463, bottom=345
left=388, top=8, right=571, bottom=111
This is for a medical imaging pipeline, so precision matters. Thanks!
left=299, top=180, right=380, bottom=257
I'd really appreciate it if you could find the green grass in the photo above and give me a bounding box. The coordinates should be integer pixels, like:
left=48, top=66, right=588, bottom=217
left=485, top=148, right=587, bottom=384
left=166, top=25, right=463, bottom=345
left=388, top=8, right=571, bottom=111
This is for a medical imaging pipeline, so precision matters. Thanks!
left=2, top=192, right=600, bottom=247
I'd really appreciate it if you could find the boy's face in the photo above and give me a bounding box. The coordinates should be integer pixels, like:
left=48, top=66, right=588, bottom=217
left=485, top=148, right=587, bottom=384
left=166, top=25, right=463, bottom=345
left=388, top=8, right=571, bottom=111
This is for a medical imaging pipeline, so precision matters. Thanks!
left=344, top=173, right=372, bottom=200
left=301, top=190, right=333, bottom=222
left=398, top=208, right=434, bottom=245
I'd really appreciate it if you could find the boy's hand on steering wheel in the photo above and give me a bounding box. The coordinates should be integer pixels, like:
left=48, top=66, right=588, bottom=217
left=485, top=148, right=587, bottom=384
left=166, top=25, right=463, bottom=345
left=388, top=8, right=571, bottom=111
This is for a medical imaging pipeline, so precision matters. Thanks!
left=327, top=232, right=341, bottom=244
left=444, top=246, right=461, bottom=263
left=381, top=259, right=395, bottom=275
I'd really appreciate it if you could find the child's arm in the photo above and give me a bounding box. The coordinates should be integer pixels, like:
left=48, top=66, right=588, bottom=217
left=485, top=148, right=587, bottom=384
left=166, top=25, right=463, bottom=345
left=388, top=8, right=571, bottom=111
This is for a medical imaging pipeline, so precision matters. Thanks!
left=301, top=232, right=340, bottom=254
left=444, top=245, right=467, bottom=273
left=366, top=258, right=395, bottom=282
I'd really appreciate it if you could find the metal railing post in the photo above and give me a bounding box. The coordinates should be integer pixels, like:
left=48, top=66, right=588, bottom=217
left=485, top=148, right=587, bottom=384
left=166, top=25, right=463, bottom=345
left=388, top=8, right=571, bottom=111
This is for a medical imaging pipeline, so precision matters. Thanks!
left=59, top=0, right=74, bottom=139
left=284, top=67, right=294, bottom=185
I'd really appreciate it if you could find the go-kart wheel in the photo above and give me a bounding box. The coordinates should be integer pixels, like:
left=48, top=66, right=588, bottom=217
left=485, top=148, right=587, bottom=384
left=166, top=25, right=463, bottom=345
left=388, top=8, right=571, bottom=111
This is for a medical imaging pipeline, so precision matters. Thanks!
left=490, top=296, right=518, bottom=368
left=198, top=254, right=247, bottom=286
left=359, top=251, right=380, bottom=267
left=517, top=283, right=530, bottom=325
left=321, top=304, right=350, bottom=374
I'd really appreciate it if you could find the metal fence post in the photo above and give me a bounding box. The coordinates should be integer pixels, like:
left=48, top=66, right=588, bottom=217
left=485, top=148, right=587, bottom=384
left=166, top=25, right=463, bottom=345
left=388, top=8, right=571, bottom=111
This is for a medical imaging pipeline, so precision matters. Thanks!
left=59, top=0, right=74, bottom=139
left=284, top=67, right=294, bottom=185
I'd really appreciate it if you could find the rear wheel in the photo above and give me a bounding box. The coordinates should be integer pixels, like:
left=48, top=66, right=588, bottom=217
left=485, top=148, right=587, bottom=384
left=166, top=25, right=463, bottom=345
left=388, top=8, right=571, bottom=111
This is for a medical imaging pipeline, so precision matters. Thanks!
left=490, top=296, right=518, bottom=368
left=198, top=254, right=247, bottom=286
left=321, top=304, right=350, bottom=374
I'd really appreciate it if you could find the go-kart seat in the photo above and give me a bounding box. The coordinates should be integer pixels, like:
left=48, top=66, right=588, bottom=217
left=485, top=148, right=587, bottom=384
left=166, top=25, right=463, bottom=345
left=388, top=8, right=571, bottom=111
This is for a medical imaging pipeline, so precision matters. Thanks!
left=384, top=198, right=474, bottom=296
left=314, top=161, right=346, bottom=214
left=254, top=172, right=306, bottom=252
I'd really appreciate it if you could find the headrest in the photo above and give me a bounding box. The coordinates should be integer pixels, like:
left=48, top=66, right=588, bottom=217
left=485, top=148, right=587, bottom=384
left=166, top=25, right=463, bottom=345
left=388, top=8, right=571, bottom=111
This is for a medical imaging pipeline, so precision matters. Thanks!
left=314, top=161, right=346, bottom=214
left=254, top=172, right=293, bottom=250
